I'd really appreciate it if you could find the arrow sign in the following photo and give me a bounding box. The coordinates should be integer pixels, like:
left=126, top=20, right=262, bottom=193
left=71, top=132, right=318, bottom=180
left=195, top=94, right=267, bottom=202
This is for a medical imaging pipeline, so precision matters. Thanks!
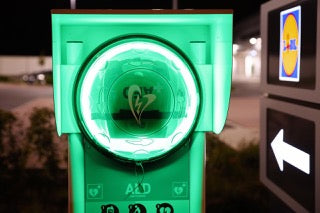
left=271, top=129, right=310, bottom=174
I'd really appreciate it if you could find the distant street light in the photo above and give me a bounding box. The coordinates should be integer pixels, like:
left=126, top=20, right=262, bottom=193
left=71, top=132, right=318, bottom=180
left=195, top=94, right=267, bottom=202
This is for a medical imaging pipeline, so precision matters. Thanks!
left=249, top=37, right=257, bottom=45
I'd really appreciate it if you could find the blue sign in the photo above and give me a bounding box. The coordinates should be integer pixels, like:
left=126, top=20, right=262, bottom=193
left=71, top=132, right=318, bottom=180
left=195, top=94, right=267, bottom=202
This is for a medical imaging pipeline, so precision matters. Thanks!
left=279, top=6, right=301, bottom=82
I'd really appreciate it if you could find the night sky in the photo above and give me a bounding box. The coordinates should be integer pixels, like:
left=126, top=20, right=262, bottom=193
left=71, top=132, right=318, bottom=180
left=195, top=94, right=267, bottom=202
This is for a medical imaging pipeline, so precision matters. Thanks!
left=0, top=0, right=267, bottom=56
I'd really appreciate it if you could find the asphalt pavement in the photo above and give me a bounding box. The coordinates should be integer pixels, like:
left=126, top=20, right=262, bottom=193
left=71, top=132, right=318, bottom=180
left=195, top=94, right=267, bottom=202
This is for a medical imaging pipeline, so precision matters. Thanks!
left=0, top=83, right=53, bottom=110
left=218, top=80, right=261, bottom=149
left=228, top=80, right=261, bottom=128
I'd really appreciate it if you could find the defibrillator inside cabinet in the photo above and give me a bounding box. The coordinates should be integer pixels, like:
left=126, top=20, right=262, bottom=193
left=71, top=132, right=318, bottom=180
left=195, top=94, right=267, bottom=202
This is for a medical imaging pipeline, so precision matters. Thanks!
left=74, top=35, right=201, bottom=162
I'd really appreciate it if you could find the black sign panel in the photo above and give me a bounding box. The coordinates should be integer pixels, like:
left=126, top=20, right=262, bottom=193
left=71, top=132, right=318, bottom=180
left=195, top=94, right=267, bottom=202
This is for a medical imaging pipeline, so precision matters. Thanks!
left=260, top=97, right=320, bottom=213
left=267, top=0, right=317, bottom=89
left=267, top=109, right=315, bottom=212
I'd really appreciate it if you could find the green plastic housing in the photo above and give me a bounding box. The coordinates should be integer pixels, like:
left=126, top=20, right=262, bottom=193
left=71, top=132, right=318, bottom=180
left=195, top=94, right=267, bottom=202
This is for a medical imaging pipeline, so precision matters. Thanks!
left=52, top=10, right=233, bottom=137
left=51, top=10, right=233, bottom=213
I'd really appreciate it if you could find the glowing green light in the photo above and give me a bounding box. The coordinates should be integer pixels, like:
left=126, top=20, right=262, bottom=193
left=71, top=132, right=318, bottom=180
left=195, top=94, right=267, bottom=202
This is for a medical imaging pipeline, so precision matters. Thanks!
left=75, top=36, right=200, bottom=162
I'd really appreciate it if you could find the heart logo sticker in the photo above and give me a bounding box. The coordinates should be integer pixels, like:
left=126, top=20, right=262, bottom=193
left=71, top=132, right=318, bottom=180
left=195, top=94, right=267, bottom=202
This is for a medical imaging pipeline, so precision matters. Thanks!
left=89, top=188, right=99, bottom=197
left=174, top=186, right=184, bottom=195
left=172, top=182, right=187, bottom=197
left=128, top=84, right=156, bottom=125
left=87, top=184, right=103, bottom=199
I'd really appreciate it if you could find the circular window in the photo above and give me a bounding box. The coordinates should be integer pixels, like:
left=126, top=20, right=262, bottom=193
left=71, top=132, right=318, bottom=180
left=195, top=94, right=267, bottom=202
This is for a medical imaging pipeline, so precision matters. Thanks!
left=74, top=35, right=200, bottom=162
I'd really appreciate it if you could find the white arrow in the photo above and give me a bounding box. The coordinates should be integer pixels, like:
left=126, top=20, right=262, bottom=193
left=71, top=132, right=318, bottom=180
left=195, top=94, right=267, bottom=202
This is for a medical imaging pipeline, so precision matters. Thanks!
left=271, top=129, right=310, bottom=174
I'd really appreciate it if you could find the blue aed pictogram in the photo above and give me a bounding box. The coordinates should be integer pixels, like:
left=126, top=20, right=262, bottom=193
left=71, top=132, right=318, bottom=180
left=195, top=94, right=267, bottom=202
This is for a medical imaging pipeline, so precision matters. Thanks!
left=279, top=6, right=301, bottom=82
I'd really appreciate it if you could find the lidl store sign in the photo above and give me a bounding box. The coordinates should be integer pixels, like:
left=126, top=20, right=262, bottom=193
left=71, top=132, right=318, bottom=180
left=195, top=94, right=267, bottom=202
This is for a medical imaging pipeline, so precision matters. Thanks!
left=279, top=6, right=301, bottom=82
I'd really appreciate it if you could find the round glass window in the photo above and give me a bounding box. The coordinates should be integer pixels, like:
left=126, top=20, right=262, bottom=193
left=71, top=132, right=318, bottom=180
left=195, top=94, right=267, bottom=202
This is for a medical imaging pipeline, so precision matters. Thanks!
left=74, top=35, right=200, bottom=162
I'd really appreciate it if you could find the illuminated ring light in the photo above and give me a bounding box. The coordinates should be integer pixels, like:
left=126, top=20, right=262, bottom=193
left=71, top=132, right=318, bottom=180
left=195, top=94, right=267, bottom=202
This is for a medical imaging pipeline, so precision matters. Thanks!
left=74, top=35, right=201, bottom=163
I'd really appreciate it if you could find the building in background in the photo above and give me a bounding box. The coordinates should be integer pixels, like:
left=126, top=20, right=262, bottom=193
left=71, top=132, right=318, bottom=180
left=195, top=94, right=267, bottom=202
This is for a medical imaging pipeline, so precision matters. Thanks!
left=233, top=13, right=261, bottom=82
left=0, top=56, right=52, bottom=76
left=0, top=4, right=263, bottom=83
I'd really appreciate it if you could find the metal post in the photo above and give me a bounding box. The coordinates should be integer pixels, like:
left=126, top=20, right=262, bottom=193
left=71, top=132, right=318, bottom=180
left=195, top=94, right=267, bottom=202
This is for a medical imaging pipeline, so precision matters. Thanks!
left=172, top=0, right=178, bottom=9
left=70, top=0, right=76, bottom=9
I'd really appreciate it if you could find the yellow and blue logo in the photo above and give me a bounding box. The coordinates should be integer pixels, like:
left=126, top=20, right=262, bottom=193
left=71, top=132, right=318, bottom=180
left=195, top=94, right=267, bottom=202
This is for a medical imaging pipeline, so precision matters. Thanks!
left=279, top=6, right=301, bottom=82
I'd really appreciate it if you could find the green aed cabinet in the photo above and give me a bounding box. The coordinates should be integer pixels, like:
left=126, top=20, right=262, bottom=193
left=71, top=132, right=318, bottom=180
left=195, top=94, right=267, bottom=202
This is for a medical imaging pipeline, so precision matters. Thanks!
left=51, top=10, right=232, bottom=213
